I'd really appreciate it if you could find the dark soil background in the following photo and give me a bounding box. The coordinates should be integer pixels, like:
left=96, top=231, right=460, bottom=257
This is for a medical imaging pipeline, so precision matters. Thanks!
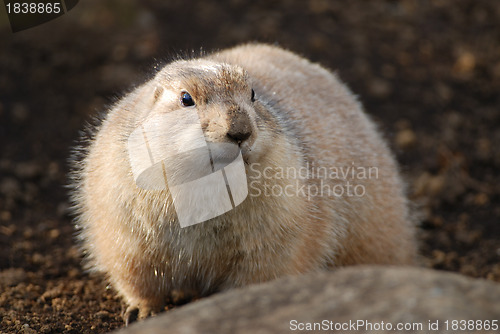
left=1, top=0, right=499, bottom=333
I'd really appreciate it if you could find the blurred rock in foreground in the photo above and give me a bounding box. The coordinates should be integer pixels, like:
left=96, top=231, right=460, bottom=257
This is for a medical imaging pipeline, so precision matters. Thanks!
left=114, top=266, right=500, bottom=334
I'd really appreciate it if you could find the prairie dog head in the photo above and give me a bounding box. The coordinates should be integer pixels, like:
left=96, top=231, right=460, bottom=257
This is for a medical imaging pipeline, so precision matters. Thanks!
left=133, top=59, right=273, bottom=166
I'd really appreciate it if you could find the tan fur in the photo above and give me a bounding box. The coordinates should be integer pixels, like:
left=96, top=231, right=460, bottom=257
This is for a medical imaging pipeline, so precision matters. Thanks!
left=70, top=44, right=417, bottom=322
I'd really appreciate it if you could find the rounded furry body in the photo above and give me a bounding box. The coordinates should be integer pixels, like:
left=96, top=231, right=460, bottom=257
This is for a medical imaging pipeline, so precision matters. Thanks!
left=70, top=44, right=416, bottom=321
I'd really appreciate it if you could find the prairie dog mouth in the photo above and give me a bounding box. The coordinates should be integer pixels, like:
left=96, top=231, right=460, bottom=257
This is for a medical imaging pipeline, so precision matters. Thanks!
left=207, top=142, right=240, bottom=170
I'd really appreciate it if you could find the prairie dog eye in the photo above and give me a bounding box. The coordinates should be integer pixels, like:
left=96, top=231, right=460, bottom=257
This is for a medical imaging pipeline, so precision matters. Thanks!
left=251, top=89, right=255, bottom=102
left=180, top=91, right=195, bottom=107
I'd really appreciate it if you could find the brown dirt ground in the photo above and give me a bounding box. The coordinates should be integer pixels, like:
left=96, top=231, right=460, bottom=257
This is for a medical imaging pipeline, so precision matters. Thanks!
left=1, top=0, right=499, bottom=333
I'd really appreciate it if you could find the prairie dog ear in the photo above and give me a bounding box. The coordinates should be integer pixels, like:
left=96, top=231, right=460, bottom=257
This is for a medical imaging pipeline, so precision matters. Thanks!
left=149, top=85, right=179, bottom=108
left=153, top=86, right=164, bottom=104
left=123, top=85, right=167, bottom=124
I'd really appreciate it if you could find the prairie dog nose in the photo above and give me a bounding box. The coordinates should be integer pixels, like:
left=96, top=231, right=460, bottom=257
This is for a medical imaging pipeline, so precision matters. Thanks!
left=226, top=105, right=252, bottom=143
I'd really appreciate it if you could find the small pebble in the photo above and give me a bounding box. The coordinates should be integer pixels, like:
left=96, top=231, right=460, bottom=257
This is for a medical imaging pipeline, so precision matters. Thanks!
left=0, top=268, right=27, bottom=286
left=454, top=51, right=476, bottom=74
left=396, top=128, right=417, bottom=149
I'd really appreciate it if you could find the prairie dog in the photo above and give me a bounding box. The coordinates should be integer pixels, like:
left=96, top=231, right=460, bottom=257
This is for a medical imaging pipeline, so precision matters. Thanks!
left=70, top=44, right=416, bottom=323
